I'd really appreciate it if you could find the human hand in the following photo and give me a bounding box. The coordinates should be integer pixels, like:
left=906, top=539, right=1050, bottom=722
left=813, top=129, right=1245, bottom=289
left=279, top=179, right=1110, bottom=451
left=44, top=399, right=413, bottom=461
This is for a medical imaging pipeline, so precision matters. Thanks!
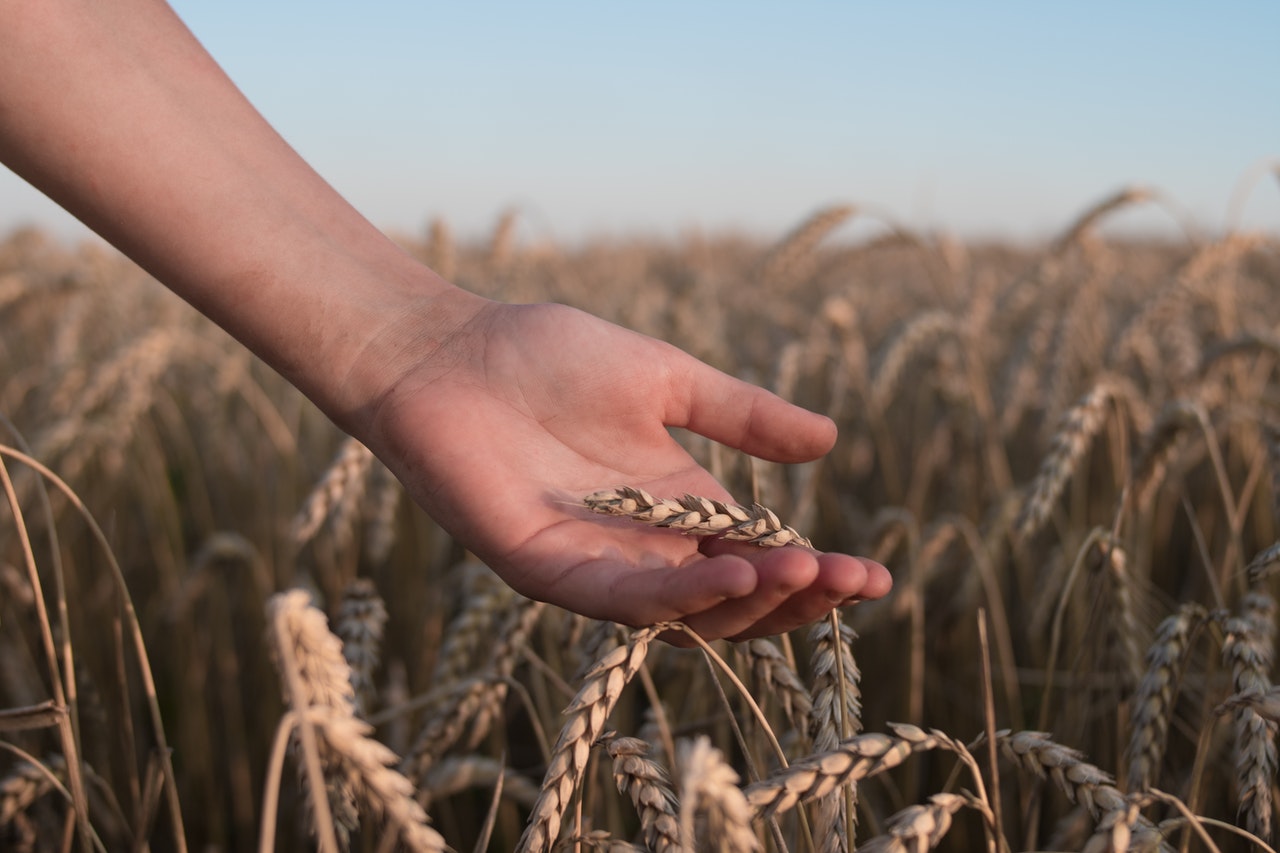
left=357, top=297, right=891, bottom=641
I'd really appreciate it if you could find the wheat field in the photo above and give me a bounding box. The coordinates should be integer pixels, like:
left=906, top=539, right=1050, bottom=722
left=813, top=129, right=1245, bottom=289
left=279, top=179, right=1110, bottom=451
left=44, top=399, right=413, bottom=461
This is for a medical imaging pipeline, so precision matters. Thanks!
left=2, top=181, right=1280, bottom=852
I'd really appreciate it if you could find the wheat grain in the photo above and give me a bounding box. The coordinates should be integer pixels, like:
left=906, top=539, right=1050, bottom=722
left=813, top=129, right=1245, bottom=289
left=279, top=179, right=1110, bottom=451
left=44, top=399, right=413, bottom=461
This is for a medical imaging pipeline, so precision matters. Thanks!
left=1080, top=798, right=1142, bottom=853
left=1216, top=685, right=1280, bottom=721
left=429, top=560, right=514, bottom=686
left=1001, top=730, right=1126, bottom=817
left=0, top=755, right=63, bottom=828
left=1246, top=542, right=1280, bottom=584
left=361, top=462, right=402, bottom=566
left=583, top=487, right=812, bottom=548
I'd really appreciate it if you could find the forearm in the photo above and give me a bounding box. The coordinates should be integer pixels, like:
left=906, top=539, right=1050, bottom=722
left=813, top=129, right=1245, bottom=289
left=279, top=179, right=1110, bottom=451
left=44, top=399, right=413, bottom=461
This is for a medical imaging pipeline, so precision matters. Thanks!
left=0, top=0, right=480, bottom=430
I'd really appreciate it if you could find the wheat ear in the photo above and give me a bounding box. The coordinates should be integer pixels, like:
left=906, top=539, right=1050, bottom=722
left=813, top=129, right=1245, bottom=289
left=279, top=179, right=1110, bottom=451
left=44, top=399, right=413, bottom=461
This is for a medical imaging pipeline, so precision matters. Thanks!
left=744, top=638, right=813, bottom=741
left=0, top=754, right=64, bottom=829
left=758, top=204, right=855, bottom=286
left=1016, top=378, right=1123, bottom=542
left=1222, top=590, right=1277, bottom=843
left=291, top=437, right=374, bottom=548
left=807, top=614, right=862, bottom=850
left=517, top=624, right=664, bottom=853
left=1000, top=730, right=1125, bottom=817
left=745, top=724, right=954, bottom=818
left=677, top=735, right=761, bottom=853
left=858, top=792, right=971, bottom=853
left=583, top=487, right=811, bottom=548
left=407, top=596, right=545, bottom=780
left=1126, top=602, right=1207, bottom=790
left=335, top=579, right=388, bottom=718
left=267, top=590, right=445, bottom=853
left=606, top=736, right=681, bottom=853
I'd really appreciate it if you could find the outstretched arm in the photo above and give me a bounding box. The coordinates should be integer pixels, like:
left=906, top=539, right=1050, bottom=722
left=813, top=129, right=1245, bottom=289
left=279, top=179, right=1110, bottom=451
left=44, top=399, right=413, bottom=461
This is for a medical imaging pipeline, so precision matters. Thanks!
left=0, top=0, right=890, bottom=639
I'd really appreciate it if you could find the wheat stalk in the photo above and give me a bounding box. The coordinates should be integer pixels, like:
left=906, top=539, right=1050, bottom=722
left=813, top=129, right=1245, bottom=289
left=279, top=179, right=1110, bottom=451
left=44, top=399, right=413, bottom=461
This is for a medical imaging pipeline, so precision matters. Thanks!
left=583, top=487, right=811, bottom=548
left=517, top=624, right=664, bottom=853
left=1001, top=730, right=1129, bottom=819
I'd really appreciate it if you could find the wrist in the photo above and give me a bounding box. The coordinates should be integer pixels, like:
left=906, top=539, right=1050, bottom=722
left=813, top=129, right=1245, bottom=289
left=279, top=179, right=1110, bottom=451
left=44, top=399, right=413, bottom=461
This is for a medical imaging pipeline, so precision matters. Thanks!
left=315, top=258, right=493, bottom=443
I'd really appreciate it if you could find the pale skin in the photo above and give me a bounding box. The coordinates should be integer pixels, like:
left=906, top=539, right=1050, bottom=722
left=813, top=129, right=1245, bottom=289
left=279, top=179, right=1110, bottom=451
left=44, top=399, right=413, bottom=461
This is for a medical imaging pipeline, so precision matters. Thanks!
left=0, top=0, right=891, bottom=641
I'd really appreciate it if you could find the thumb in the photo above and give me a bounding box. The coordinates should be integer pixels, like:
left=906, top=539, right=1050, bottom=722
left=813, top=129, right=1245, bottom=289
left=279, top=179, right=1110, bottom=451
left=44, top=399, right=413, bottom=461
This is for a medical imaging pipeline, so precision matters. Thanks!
left=665, top=349, right=837, bottom=462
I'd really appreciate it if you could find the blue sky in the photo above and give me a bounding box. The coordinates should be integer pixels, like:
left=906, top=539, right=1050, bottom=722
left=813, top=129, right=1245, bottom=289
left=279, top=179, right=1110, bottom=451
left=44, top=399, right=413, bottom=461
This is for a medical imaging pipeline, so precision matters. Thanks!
left=2, top=1, right=1276, bottom=243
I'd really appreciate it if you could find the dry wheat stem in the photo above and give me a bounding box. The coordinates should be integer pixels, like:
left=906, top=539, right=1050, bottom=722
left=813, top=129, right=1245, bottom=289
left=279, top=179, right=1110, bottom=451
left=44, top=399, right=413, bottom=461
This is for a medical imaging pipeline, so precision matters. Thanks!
left=517, top=624, right=664, bottom=853
left=583, top=486, right=812, bottom=548
left=0, top=445, right=185, bottom=853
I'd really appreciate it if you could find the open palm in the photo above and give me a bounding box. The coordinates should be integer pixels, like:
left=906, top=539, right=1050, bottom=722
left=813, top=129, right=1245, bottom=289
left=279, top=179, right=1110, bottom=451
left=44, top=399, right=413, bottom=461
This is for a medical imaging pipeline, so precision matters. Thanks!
left=362, top=300, right=891, bottom=640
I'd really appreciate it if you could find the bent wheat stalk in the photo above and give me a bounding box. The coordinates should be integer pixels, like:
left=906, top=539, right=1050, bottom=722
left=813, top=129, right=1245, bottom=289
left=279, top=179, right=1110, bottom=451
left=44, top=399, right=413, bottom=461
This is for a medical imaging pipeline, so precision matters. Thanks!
left=583, top=487, right=812, bottom=548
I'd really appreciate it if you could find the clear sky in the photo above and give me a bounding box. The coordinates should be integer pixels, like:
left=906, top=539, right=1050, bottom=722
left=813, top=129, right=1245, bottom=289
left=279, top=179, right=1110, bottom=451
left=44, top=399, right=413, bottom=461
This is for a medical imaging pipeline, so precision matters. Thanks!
left=2, top=1, right=1277, bottom=244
